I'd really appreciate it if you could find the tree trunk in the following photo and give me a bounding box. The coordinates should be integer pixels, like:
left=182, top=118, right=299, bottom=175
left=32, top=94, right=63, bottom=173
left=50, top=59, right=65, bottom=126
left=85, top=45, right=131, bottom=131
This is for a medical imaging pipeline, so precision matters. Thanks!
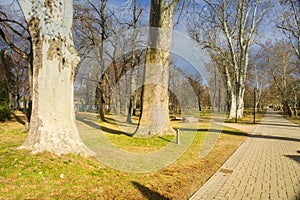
left=135, top=0, right=177, bottom=136
left=0, top=50, right=14, bottom=108
left=127, top=70, right=137, bottom=123
left=228, top=87, right=244, bottom=119
left=115, top=82, right=121, bottom=115
left=218, top=78, right=221, bottom=112
left=126, top=0, right=137, bottom=124
left=23, top=53, right=34, bottom=132
left=127, top=95, right=133, bottom=123
left=96, top=81, right=106, bottom=121
left=18, top=0, right=93, bottom=156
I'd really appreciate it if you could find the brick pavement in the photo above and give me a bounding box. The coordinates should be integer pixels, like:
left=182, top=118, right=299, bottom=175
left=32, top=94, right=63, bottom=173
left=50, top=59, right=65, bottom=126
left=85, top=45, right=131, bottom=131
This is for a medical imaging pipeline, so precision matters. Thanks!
left=190, top=110, right=300, bottom=200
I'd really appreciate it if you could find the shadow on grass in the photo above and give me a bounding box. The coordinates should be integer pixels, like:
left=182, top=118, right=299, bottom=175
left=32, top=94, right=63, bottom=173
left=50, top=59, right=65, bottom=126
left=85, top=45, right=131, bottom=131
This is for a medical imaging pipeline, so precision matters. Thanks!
left=12, top=112, right=26, bottom=125
left=104, top=115, right=139, bottom=127
left=224, top=121, right=256, bottom=125
left=132, top=181, right=170, bottom=200
left=158, top=136, right=174, bottom=143
left=179, top=128, right=248, bottom=136
left=76, top=115, right=133, bottom=137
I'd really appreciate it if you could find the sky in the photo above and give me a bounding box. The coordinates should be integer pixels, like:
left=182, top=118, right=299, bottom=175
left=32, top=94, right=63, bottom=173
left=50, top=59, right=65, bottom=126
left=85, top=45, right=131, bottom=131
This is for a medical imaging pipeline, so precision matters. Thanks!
left=0, top=0, right=287, bottom=71
left=0, top=0, right=285, bottom=41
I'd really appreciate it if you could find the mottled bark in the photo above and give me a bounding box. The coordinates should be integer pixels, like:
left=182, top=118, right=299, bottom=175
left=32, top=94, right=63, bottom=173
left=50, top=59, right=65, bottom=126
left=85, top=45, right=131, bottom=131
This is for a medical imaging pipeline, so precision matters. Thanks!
left=17, top=0, right=93, bottom=156
left=135, top=0, right=177, bottom=136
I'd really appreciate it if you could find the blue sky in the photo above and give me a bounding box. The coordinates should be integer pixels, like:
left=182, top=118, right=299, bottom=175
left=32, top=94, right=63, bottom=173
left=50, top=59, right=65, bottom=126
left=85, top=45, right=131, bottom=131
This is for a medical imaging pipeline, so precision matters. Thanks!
left=103, top=0, right=286, bottom=83
left=109, top=0, right=150, bottom=7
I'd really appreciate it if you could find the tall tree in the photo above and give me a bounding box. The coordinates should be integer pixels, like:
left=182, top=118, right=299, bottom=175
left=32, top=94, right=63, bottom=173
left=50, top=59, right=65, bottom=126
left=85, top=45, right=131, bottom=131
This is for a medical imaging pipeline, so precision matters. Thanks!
left=127, top=0, right=143, bottom=123
left=0, top=50, right=14, bottom=108
left=0, top=5, right=33, bottom=125
left=250, top=51, right=268, bottom=112
left=73, top=0, right=111, bottom=121
left=188, top=0, right=270, bottom=119
left=135, top=0, right=178, bottom=135
left=0, top=50, right=29, bottom=110
left=17, top=0, right=92, bottom=155
left=278, top=0, right=300, bottom=61
left=262, top=40, right=299, bottom=117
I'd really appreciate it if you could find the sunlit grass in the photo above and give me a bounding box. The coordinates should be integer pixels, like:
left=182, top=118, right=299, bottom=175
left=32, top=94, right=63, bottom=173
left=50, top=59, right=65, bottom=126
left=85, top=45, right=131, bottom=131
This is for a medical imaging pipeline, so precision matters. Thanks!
left=0, top=114, right=248, bottom=199
left=224, top=109, right=266, bottom=124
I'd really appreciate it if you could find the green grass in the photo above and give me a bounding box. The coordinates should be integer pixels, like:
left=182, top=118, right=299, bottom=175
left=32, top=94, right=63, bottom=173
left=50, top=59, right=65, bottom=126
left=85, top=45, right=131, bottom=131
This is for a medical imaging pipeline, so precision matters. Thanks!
left=0, top=117, right=248, bottom=199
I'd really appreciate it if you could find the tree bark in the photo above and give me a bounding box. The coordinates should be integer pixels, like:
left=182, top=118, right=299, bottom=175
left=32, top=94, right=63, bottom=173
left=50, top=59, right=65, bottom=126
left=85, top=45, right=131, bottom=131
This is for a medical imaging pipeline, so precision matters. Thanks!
left=135, top=0, right=177, bottom=136
left=96, top=80, right=106, bottom=121
left=17, top=0, right=93, bottom=156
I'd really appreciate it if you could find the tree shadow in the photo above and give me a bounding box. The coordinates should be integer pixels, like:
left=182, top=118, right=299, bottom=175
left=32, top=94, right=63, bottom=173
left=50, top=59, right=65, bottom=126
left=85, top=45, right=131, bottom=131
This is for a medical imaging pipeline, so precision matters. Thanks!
left=285, top=155, right=300, bottom=164
left=12, top=112, right=26, bottom=125
left=180, top=128, right=300, bottom=143
left=158, top=136, right=175, bottom=143
left=258, top=122, right=300, bottom=128
left=179, top=128, right=249, bottom=136
left=224, top=121, right=256, bottom=125
left=249, top=134, right=300, bottom=142
left=76, top=115, right=133, bottom=137
left=132, top=181, right=170, bottom=200
left=104, top=115, right=139, bottom=127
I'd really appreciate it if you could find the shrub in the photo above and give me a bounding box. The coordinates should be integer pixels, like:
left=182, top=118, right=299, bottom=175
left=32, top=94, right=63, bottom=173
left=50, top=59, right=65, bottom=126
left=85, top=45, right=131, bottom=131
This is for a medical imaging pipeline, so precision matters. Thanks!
left=0, top=105, right=12, bottom=122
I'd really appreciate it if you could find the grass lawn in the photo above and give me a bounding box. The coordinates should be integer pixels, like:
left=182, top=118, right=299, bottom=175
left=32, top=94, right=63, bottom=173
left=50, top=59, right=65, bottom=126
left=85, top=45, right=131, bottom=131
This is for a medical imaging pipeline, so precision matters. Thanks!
left=224, top=109, right=266, bottom=124
left=0, top=113, right=249, bottom=199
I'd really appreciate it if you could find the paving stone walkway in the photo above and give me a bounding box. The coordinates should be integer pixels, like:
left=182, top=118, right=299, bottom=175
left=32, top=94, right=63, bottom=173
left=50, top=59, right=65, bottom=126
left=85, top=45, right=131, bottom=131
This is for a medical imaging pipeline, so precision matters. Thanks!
left=190, top=110, right=300, bottom=200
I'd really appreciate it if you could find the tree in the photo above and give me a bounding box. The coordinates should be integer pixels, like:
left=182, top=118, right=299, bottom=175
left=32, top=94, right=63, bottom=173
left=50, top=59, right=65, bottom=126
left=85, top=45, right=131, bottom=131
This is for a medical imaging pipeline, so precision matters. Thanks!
left=126, top=0, right=144, bottom=123
left=0, top=49, right=29, bottom=111
left=135, top=0, right=178, bottom=135
left=73, top=0, right=112, bottom=121
left=17, top=0, right=93, bottom=155
left=277, top=0, right=300, bottom=61
left=250, top=52, right=268, bottom=112
left=206, top=51, right=229, bottom=113
left=0, top=50, right=14, bottom=108
left=188, top=0, right=270, bottom=119
left=0, top=4, right=33, bottom=125
left=262, top=40, right=299, bottom=117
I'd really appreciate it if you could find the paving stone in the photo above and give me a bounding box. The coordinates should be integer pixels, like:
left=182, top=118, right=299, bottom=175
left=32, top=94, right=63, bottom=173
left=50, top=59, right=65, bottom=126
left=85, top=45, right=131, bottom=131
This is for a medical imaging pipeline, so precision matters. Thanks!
left=190, top=110, right=300, bottom=200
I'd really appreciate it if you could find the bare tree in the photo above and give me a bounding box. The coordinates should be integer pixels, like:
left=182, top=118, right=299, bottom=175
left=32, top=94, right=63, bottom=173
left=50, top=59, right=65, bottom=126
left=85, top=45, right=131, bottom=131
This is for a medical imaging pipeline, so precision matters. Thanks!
left=277, top=0, right=300, bottom=61
left=187, top=0, right=270, bottom=119
left=251, top=52, right=268, bottom=112
left=73, top=0, right=112, bottom=121
left=262, top=40, right=298, bottom=117
left=0, top=49, right=14, bottom=108
left=0, top=49, right=29, bottom=111
left=126, top=0, right=144, bottom=123
left=17, top=0, right=93, bottom=155
left=0, top=3, right=33, bottom=126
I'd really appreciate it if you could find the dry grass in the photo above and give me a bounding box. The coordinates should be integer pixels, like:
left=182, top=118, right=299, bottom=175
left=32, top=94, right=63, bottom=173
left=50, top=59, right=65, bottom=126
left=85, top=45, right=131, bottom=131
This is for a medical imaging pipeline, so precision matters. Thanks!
left=288, top=117, right=300, bottom=126
left=0, top=112, right=249, bottom=200
left=224, top=110, right=266, bottom=124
